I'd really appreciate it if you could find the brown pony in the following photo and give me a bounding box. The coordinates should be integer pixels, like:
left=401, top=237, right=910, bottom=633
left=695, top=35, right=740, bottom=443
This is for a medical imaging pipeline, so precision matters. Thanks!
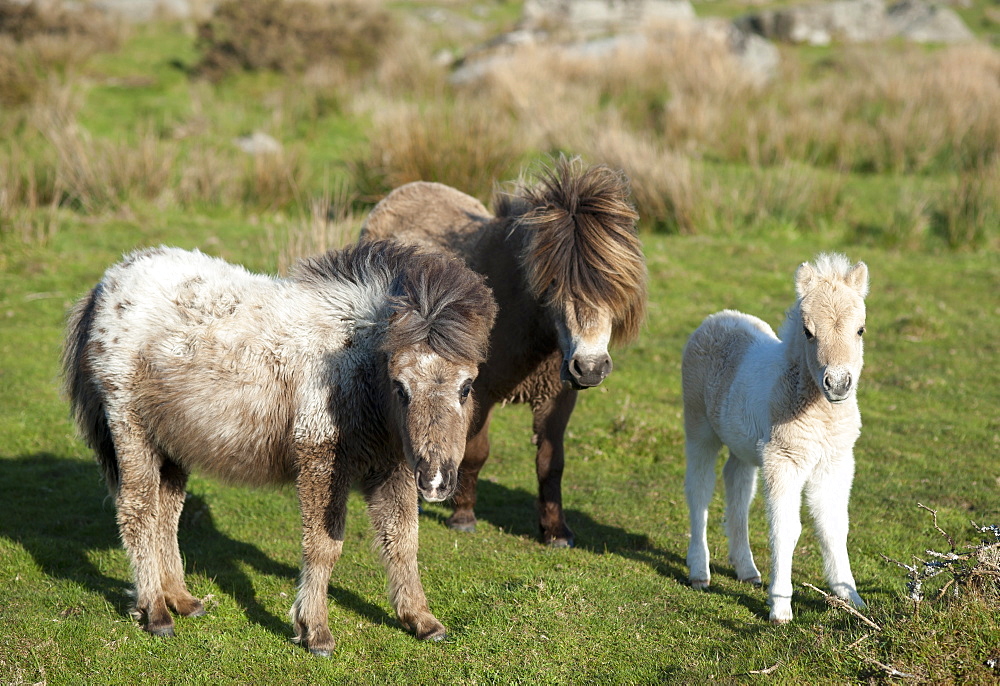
left=362, top=157, right=647, bottom=546
left=62, top=240, right=496, bottom=655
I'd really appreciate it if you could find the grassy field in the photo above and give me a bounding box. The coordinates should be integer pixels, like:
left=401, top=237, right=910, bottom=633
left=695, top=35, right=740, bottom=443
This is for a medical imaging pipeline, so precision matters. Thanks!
left=2, top=1, right=1000, bottom=683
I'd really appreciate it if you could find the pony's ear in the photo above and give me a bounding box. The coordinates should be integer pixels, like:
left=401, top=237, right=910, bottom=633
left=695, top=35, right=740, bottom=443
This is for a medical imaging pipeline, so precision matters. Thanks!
left=795, top=261, right=817, bottom=298
left=846, top=261, right=869, bottom=298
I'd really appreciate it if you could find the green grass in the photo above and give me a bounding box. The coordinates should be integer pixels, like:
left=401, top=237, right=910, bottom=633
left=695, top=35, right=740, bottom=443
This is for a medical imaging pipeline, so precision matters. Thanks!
left=2, top=3, right=1000, bottom=683
left=2, top=219, right=999, bottom=683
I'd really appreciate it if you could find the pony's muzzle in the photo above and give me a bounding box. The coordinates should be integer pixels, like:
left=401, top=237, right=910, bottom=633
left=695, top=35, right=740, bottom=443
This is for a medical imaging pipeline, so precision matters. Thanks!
left=562, top=353, right=613, bottom=389
left=415, top=461, right=458, bottom=502
left=823, top=368, right=854, bottom=402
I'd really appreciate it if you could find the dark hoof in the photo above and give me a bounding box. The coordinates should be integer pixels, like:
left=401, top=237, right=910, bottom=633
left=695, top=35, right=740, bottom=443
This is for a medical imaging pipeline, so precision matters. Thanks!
left=146, top=624, right=175, bottom=638
left=309, top=647, right=332, bottom=658
left=546, top=537, right=574, bottom=548
left=185, top=605, right=208, bottom=618
left=416, top=625, right=448, bottom=641
left=446, top=514, right=477, bottom=533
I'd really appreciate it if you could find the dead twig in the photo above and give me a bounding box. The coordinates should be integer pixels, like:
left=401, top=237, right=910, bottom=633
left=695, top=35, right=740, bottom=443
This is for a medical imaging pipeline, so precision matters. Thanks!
left=863, top=657, right=916, bottom=679
left=739, top=662, right=781, bottom=676
left=802, top=583, right=882, bottom=630
left=917, top=502, right=955, bottom=549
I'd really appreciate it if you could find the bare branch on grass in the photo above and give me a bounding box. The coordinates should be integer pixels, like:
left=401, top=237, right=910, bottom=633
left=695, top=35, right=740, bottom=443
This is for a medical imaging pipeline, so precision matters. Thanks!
left=801, top=583, right=882, bottom=630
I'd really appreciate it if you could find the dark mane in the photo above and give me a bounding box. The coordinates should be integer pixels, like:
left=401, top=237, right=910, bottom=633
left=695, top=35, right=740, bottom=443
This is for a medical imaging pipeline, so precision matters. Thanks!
left=292, top=240, right=497, bottom=364
left=384, top=250, right=497, bottom=364
left=494, top=156, right=647, bottom=345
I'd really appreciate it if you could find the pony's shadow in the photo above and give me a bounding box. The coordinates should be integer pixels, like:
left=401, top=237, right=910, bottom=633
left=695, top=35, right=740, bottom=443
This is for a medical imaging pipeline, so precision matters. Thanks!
left=0, top=453, right=390, bottom=639
left=424, top=479, right=772, bottom=619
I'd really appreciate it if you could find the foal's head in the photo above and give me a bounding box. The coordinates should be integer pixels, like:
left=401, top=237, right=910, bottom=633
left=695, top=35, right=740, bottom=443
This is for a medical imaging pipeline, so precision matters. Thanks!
left=794, top=254, right=869, bottom=403
left=383, top=250, right=497, bottom=501
left=507, top=157, right=647, bottom=389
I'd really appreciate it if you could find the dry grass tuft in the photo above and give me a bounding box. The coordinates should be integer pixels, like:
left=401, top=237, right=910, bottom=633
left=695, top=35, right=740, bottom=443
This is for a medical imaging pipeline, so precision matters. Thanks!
left=194, top=0, right=396, bottom=81
left=351, top=100, right=528, bottom=203
left=0, top=0, right=123, bottom=106
left=265, top=183, right=360, bottom=275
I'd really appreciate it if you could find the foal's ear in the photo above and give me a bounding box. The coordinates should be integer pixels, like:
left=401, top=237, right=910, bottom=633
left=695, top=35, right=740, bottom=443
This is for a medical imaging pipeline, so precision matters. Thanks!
left=795, top=261, right=817, bottom=298
left=846, top=261, right=869, bottom=298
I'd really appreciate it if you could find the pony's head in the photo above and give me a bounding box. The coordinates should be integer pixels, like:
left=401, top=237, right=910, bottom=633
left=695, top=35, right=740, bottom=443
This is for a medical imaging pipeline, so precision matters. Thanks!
left=793, top=253, right=869, bottom=404
left=382, top=249, right=498, bottom=501
left=503, top=157, right=647, bottom=390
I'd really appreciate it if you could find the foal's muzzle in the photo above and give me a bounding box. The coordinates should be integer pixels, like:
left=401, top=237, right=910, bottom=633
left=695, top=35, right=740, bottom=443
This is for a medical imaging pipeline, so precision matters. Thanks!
left=414, top=461, right=458, bottom=502
left=823, top=368, right=855, bottom=403
left=562, top=353, right=613, bottom=389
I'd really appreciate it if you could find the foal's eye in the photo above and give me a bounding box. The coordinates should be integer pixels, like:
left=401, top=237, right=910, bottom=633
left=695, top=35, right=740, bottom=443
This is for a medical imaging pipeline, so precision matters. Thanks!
left=803, top=325, right=815, bottom=341
left=858, top=325, right=866, bottom=337
left=459, top=380, right=473, bottom=404
left=394, top=381, right=410, bottom=406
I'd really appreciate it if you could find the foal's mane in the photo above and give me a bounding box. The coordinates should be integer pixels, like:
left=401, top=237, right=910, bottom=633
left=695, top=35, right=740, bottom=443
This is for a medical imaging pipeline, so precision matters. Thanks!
left=494, top=156, right=647, bottom=345
left=778, top=252, right=868, bottom=341
left=293, top=241, right=496, bottom=364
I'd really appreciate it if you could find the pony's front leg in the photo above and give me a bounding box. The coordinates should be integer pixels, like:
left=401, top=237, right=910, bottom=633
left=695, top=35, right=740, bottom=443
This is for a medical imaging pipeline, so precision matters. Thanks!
left=722, top=453, right=761, bottom=585
left=805, top=456, right=864, bottom=608
left=446, top=409, right=492, bottom=533
left=365, top=464, right=446, bottom=641
left=532, top=388, right=577, bottom=547
left=762, top=451, right=808, bottom=624
left=292, top=456, right=350, bottom=657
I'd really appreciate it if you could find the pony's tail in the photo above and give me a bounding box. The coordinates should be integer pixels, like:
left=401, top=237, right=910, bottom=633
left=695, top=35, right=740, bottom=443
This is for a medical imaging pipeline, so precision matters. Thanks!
left=62, top=284, right=120, bottom=494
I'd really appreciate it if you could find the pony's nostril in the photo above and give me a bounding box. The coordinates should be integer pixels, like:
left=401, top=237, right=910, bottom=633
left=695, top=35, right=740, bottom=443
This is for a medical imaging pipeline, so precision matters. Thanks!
left=569, top=358, right=583, bottom=379
left=844, top=375, right=852, bottom=391
left=600, top=355, right=613, bottom=378
left=823, top=375, right=833, bottom=390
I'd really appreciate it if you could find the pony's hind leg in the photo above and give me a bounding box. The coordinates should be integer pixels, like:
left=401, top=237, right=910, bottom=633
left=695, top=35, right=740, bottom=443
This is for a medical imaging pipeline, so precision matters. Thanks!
left=684, top=422, right=722, bottom=590
left=157, top=459, right=204, bottom=618
left=722, top=453, right=761, bottom=585
left=366, top=463, right=446, bottom=641
left=107, top=419, right=174, bottom=636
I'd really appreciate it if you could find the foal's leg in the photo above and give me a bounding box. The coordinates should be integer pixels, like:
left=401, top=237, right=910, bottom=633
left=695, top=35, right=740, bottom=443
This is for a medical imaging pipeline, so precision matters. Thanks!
left=722, top=452, right=761, bottom=585
left=157, top=459, right=204, bottom=618
left=805, top=455, right=864, bottom=608
left=107, top=418, right=173, bottom=636
left=291, top=455, right=350, bottom=657
left=532, top=387, right=577, bottom=547
left=762, top=449, right=809, bottom=624
left=446, top=407, right=493, bottom=533
left=684, top=420, right=722, bottom=590
left=365, top=463, right=446, bottom=641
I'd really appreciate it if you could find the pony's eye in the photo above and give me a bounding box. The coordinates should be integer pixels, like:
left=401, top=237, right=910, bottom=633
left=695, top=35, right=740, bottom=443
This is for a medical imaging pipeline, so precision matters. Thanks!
left=803, top=325, right=815, bottom=341
left=459, top=380, right=473, bottom=403
left=858, top=326, right=866, bottom=337
left=394, top=381, right=410, bottom=406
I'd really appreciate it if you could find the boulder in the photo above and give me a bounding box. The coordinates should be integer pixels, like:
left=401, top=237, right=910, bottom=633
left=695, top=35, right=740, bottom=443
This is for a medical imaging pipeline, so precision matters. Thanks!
left=523, top=0, right=696, bottom=35
left=736, top=0, right=975, bottom=45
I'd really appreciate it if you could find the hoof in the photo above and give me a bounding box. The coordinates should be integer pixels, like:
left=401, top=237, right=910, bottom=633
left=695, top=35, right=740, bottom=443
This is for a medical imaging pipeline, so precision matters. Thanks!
left=309, top=647, right=333, bottom=658
left=446, top=515, right=476, bottom=533
left=690, top=579, right=710, bottom=591
left=146, top=623, right=175, bottom=638
left=739, top=576, right=763, bottom=588
left=546, top=536, right=574, bottom=548
left=769, top=616, right=792, bottom=626
left=416, top=623, right=448, bottom=641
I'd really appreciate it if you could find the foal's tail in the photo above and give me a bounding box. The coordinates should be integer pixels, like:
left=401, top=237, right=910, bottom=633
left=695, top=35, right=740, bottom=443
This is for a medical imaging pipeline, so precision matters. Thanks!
left=62, top=284, right=120, bottom=493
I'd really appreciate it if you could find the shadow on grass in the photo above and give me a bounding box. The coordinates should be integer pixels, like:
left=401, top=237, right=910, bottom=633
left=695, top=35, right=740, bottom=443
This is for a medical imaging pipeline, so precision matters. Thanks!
left=422, top=479, right=775, bottom=621
left=0, top=453, right=392, bottom=642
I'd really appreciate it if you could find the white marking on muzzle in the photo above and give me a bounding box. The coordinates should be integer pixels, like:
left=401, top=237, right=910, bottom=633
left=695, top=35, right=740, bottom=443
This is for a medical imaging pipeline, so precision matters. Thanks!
left=428, top=469, right=443, bottom=491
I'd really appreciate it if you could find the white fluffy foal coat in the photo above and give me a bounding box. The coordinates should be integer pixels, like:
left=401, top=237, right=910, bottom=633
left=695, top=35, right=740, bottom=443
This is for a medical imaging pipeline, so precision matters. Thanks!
left=682, top=253, right=869, bottom=623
